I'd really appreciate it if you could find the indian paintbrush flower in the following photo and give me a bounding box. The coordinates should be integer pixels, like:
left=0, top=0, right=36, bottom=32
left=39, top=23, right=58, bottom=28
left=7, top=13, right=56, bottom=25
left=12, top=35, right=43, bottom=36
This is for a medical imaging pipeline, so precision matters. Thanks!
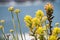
left=32, top=17, right=40, bottom=27
left=36, top=27, right=44, bottom=35
left=8, top=6, right=14, bottom=11
left=44, top=3, right=54, bottom=14
left=36, top=10, right=44, bottom=19
left=48, top=35, right=57, bottom=40
left=52, top=27, right=60, bottom=35
left=44, top=3, right=54, bottom=35
left=24, top=15, right=32, bottom=27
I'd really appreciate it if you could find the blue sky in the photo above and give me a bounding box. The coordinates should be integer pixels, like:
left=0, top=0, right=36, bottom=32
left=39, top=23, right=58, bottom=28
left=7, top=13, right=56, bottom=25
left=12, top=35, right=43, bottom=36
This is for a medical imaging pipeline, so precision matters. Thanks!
left=0, top=0, right=60, bottom=34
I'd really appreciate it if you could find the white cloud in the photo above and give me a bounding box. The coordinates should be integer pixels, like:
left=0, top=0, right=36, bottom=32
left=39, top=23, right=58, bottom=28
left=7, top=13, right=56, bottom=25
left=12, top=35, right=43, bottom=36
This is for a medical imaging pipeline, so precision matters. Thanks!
left=9, top=33, right=35, bottom=40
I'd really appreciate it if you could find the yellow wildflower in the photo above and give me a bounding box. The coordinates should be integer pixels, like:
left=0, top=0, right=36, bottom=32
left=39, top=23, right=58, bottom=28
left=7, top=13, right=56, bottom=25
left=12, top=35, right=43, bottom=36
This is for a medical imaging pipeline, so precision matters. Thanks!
left=0, top=20, right=5, bottom=23
left=32, top=17, right=40, bottom=26
left=36, top=27, right=44, bottom=35
left=10, top=29, right=14, bottom=33
left=0, top=25, right=3, bottom=30
left=36, top=10, right=44, bottom=19
left=48, top=35, right=57, bottom=40
left=14, top=9, right=20, bottom=14
left=24, top=15, right=32, bottom=27
left=52, top=27, right=60, bottom=35
left=44, top=3, right=53, bottom=14
left=8, top=6, right=14, bottom=11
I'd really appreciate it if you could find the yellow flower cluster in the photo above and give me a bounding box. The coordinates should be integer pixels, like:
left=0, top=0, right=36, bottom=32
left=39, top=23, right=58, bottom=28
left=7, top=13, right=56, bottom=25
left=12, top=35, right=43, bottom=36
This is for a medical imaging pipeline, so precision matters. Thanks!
left=24, top=15, right=32, bottom=27
left=52, top=27, right=60, bottom=35
left=0, top=25, right=3, bottom=30
left=48, top=35, right=57, bottom=40
left=36, top=27, right=44, bottom=35
left=32, top=17, right=40, bottom=26
left=36, top=10, right=44, bottom=19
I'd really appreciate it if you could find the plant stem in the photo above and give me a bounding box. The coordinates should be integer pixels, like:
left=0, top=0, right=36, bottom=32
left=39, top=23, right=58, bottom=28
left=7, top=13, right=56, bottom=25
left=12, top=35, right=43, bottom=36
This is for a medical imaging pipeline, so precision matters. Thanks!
left=11, top=12, right=19, bottom=40
left=45, top=21, right=48, bottom=40
left=16, top=14, right=23, bottom=40
left=12, top=33, right=16, bottom=40
left=1, top=30, right=6, bottom=40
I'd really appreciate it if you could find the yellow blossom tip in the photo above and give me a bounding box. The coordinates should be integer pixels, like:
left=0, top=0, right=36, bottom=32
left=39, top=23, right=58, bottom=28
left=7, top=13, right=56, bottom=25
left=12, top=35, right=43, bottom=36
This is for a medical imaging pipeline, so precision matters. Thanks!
left=36, top=10, right=44, bottom=19
left=44, top=2, right=54, bottom=12
left=8, top=6, right=14, bottom=11
left=14, top=9, right=20, bottom=14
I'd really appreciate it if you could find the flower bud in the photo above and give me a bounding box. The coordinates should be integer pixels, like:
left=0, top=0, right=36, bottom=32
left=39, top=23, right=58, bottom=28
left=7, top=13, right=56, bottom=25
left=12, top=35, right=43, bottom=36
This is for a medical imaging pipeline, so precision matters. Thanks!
left=14, top=9, right=20, bottom=14
left=8, top=6, right=14, bottom=11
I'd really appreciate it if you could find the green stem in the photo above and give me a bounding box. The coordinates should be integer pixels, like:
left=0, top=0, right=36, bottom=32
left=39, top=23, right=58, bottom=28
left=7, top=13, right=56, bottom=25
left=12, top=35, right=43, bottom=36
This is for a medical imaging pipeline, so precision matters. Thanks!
left=1, top=29, right=6, bottom=40
left=11, top=12, right=19, bottom=40
left=16, top=14, right=23, bottom=40
left=45, top=21, right=48, bottom=40
left=12, top=33, right=16, bottom=40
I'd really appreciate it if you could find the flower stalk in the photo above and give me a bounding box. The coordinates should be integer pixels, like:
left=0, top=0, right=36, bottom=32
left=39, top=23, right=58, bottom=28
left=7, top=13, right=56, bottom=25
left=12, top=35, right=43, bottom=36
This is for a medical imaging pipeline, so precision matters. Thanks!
left=44, top=3, right=54, bottom=35
left=0, top=25, right=6, bottom=40
left=11, top=12, right=19, bottom=40
left=16, top=14, right=23, bottom=40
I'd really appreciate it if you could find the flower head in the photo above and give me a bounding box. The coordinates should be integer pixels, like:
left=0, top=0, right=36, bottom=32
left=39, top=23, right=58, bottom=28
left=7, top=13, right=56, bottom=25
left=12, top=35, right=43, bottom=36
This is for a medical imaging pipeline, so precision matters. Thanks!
left=24, top=15, right=32, bottom=27
left=48, top=35, right=57, bottom=40
left=8, top=6, right=14, bottom=11
left=52, top=27, right=60, bottom=35
left=0, top=25, right=3, bottom=30
left=0, top=20, right=5, bottom=23
left=14, top=9, right=20, bottom=14
left=44, top=3, right=54, bottom=14
left=36, top=10, right=44, bottom=19
left=36, top=27, right=44, bottom=35
left=32, top=17, right=40, bottom=26
left=10, top=29, right=14, bottom=33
